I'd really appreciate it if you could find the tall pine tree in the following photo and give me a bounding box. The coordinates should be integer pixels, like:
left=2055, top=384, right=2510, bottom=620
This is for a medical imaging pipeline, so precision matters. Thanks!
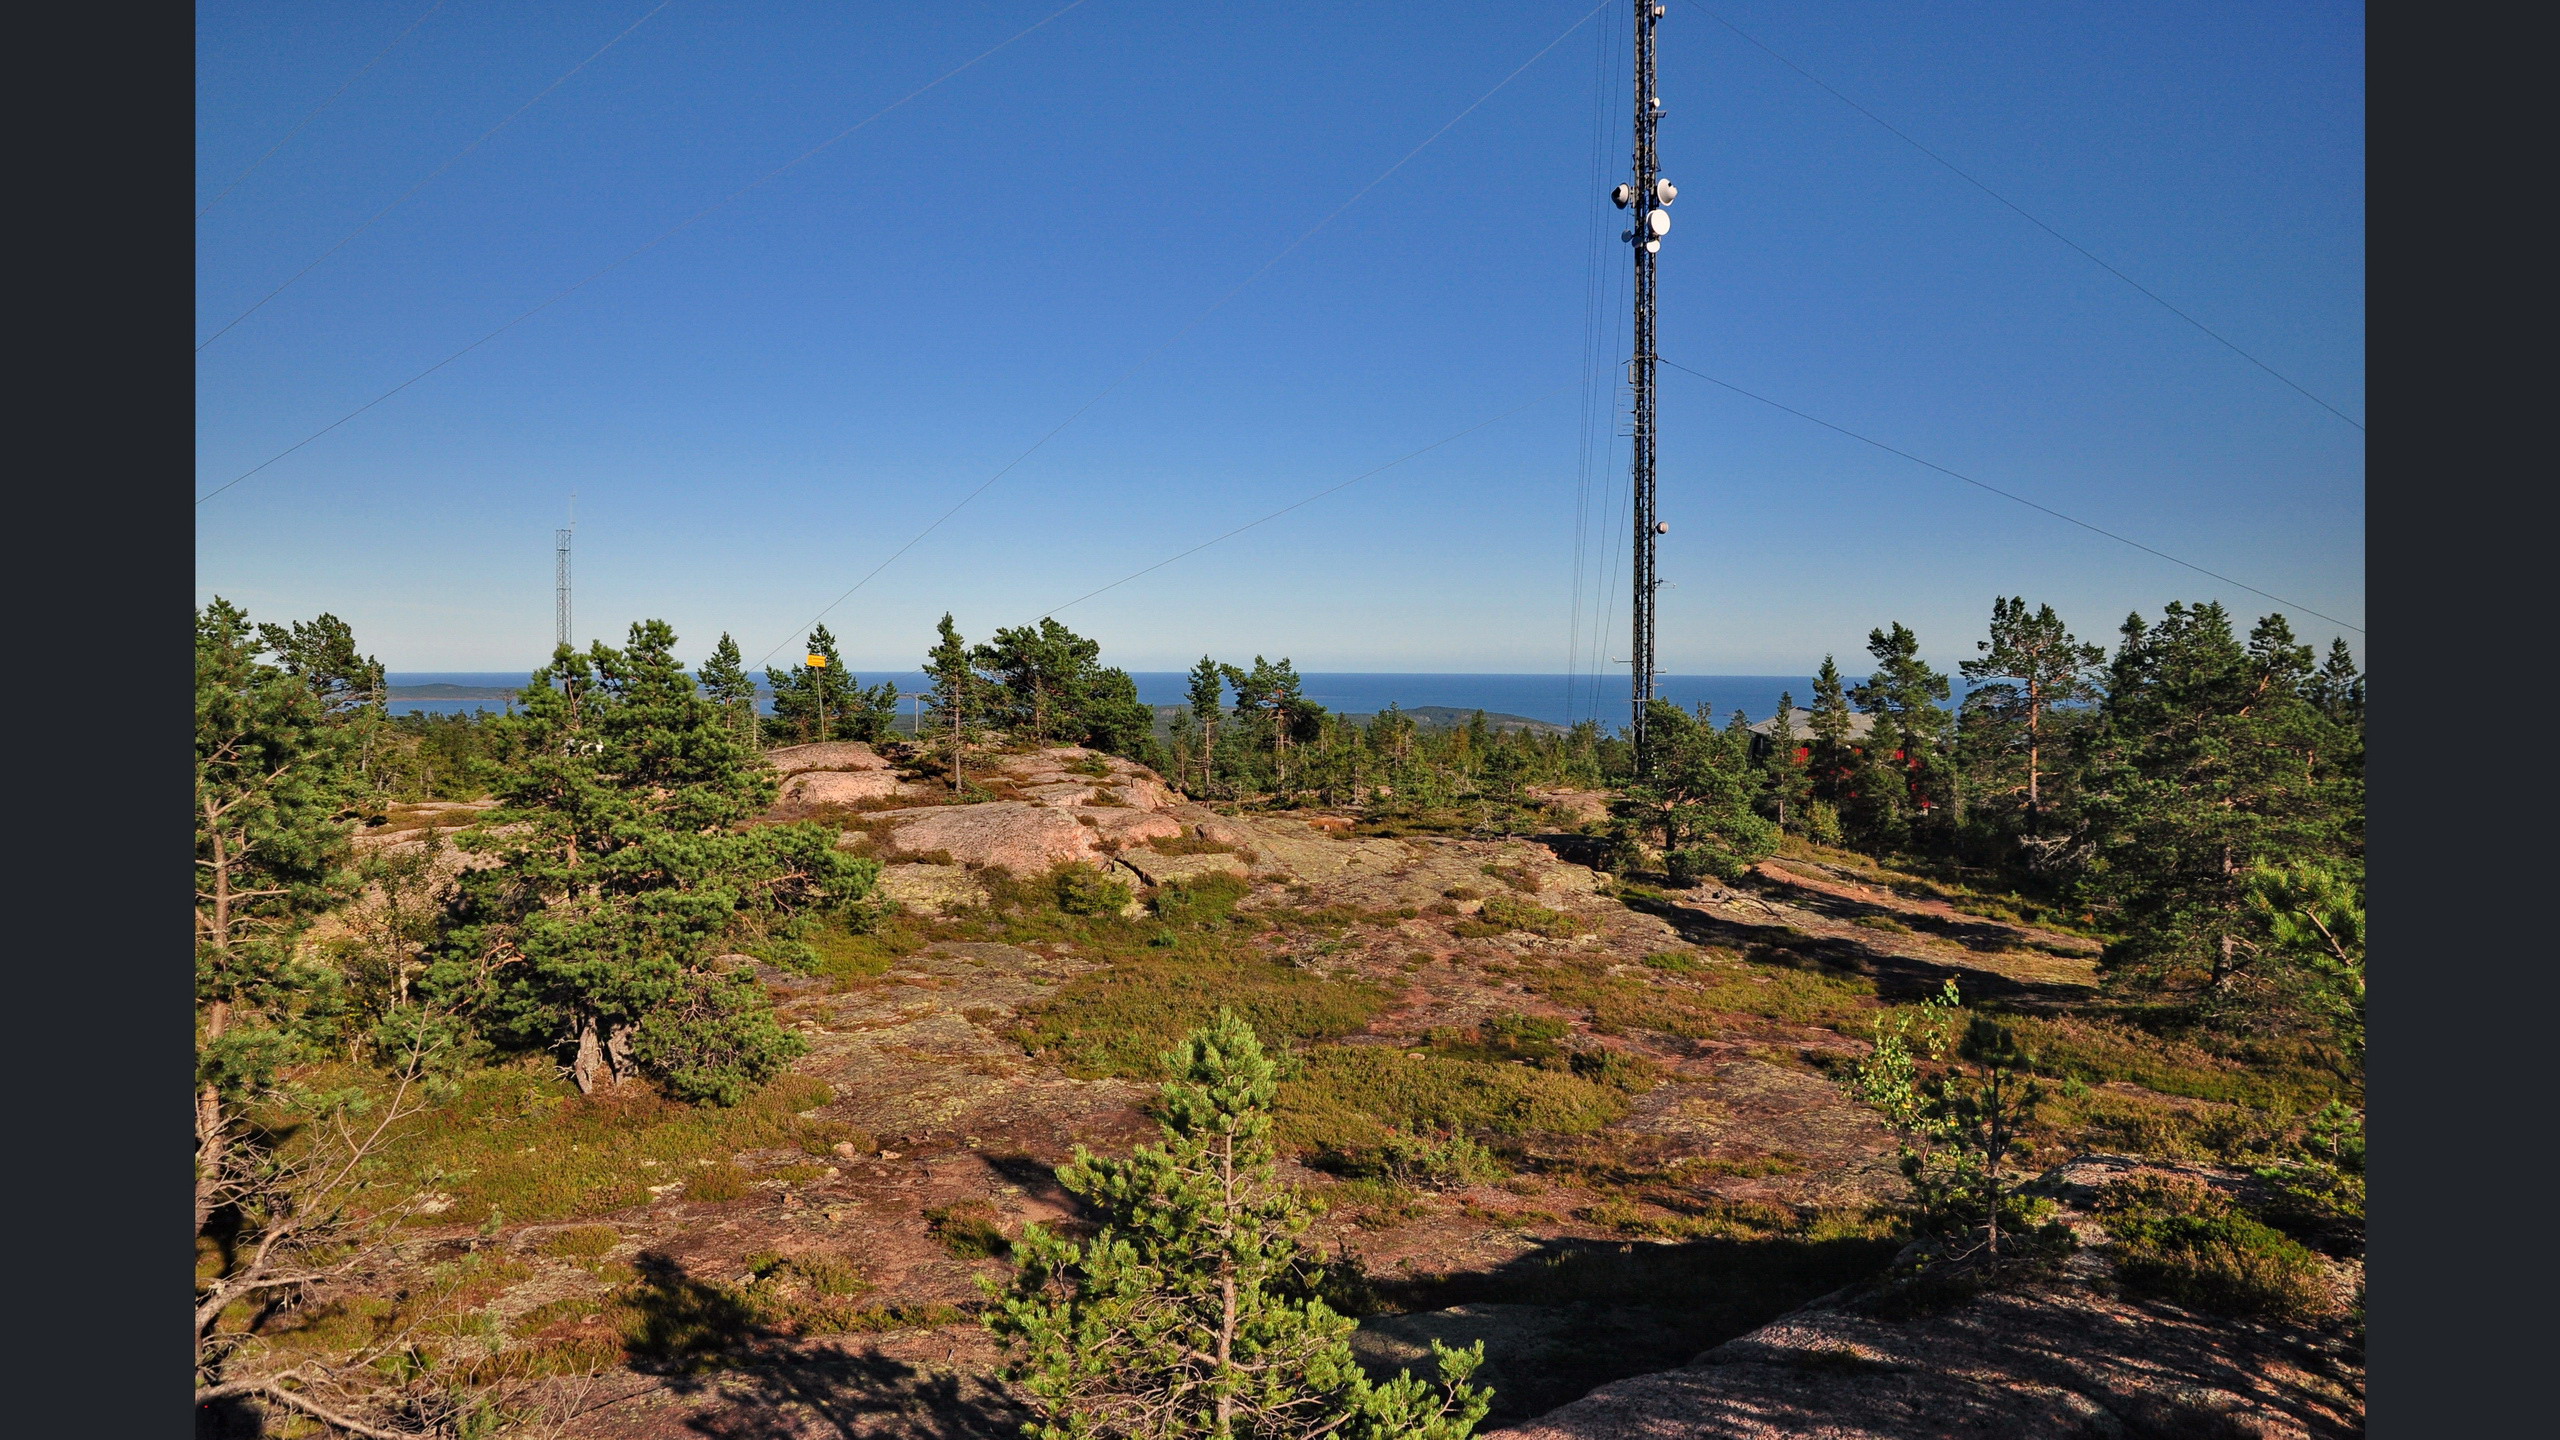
left=1187, top=656, right=1226, bottom=795
left=196, top=600, right=365, bottom=1232
left=2077, top=604, right=2362, bottom=1022
left=1957, top=598, right=2104, bottom=836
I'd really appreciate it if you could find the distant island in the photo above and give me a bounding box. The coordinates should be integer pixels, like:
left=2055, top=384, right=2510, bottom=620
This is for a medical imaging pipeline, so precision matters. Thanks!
left=385, top=683, right=519, bottom=701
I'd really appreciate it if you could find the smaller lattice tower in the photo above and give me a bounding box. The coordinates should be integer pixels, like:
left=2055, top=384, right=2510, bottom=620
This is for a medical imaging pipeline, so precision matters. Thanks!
left=554, top=499, right=575, bottom=652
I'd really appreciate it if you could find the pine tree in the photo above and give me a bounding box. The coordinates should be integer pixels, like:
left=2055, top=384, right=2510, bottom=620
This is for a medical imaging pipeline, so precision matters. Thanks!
left=2077, top=604, right=2362, bottom=1018
left=1957, top=598, right=2104, bottom=835
left=255, top=610, right=389, bottom=794
left=927, top=614, right=982, bottom=792
left=1609, top=700, right=1779, bottom=885
left=196, top=600, right=365, bottom=1233
left=1187, top=656, right=1225, bottom=795
left=986, top=1011, right=1490, bottom=1440
left=697, top=632, right=761, bottom=751
left=426, top=621, right=873, bottom=1103
left=978, top=618, right=1098, bottom=744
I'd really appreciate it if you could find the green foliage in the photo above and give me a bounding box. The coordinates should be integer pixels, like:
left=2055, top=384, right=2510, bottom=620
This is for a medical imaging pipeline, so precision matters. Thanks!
left=1151, top=872, right=1252, bottom=929
left=1957, top=597, right=2103, bottom=840
left=926, top=1200, right=1014, bottom=1260
left=1757, top=690, right=1815, bottom=833
left=1276, top=1047, right=1630, bottom=1153
left=1342, top=1127, right=1507, bottom=1191
left=197, top=600, right=368, bottom=1098
left=2096, top=1174, right=2335, bottom=1320
left=1477, top=894, right=1582, bottom=938
left=2080, top=605, right=2363, bottom=1032
left=985, top=1013, right=1491, bottom=1439
left=423, top=620, right=876, bottom=1105
left=767, top=624, right=898, bottom=744
left=1848, top=981, right=2047, bottom=1256
left=359, top=1066, right=848, bottom=1225
left=972, top=617, right=1161, bottom=763
left=1054, top=864, right=1135, bottom=918
left=1012, top=951, right=1389, bottom=1080
left=1611, top=699, right=1779, bottom=884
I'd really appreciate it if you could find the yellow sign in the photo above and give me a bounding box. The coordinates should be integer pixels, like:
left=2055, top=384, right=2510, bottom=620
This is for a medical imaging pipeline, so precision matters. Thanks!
left=806, top=654, right=828, bottom=667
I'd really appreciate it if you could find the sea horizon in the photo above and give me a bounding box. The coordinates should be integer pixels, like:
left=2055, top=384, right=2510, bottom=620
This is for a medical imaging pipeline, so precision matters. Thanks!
left=382, top=671, right=1872, bottom=730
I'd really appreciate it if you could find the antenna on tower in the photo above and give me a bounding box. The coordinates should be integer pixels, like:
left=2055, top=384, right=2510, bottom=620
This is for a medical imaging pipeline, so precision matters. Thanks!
left=1613, top=1, right=1671, bottom=763
left=555, top=494, right=575, bottom=653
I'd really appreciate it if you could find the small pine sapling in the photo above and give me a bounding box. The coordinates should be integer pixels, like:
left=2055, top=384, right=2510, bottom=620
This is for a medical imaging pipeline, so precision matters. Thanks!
left=984, top=1010, right=1491, bottom=1439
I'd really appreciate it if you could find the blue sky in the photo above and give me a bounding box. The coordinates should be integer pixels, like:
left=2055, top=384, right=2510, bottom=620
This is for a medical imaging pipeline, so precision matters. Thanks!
left=196, top=1, right=2363, bottom=681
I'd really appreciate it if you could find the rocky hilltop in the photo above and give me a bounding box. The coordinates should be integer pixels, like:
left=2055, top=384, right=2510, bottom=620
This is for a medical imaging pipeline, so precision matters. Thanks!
left=324, top=743, right=2357, bottom=1439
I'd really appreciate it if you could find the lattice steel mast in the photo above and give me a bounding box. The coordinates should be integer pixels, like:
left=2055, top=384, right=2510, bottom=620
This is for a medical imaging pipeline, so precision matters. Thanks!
left=1614, top=2, right=1673, bottom=763
left=555, top=499, right=575, bottom=652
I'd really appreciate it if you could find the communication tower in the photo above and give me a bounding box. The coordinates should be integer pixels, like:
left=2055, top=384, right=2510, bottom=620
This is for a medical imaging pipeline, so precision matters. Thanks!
left=1612, top=2, right=1674, bottom=762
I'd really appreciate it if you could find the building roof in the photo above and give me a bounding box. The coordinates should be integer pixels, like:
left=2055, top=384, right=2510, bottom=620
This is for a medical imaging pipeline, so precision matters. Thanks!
left=1746, top=707, right=1876, bottom=740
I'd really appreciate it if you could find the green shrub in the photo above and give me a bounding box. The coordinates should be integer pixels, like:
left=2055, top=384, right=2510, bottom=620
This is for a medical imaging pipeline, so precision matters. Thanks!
left=1277, top=1047, right=1630, bottom=1152
left=1151, top=871, right=1250, bottom=928
left=1011, top=951, right=1387, bottom=1080
left=1350, top=1127, right=1508, bottom=1190
left=1849, top=913, right=1911, bottom=934
left=1054, top=865, right=1133, bottom=917
left=687, top=1163, right=751, bottom=1203
left=360, top=1065, right=847, bottom=1226
left=537, top=1225, right=623, bottom=1260
left=2251, top=1162, right=2364, bottom=1258
left=925, top=1201, right=1012, bottom=1260
left=1641, top=950, right=1702, bottom=974
left=1480, top=894, right=1582, bottom=939
left=2098, top=1175, right=2335, bottom=1320
left=1569, top=1046, right=1665, bottom=1093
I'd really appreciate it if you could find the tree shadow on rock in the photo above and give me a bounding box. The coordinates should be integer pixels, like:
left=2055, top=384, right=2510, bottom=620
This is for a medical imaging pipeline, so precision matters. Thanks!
left=1362, top=1230, right=1904, bottom=1423
left=1618, top=890, right=2089, bottom=1011
left=681, top=1348, right=1026, bottom=1440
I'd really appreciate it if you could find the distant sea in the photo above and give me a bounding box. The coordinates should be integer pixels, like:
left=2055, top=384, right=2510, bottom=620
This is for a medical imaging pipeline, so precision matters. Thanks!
left=383, top=672, right=1841, bottom=729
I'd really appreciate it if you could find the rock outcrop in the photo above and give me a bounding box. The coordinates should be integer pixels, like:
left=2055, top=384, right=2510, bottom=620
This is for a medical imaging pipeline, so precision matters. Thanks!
left=1491, top=1156, right=2364, bottom=1440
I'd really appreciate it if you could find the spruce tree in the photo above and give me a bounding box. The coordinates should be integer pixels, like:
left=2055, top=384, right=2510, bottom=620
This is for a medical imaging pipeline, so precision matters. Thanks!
left=426, top=621, right=873, bottom=1103
left=1806, top=656, right=1858, bottom=805
left=1850, top=623, right=1954, bottom=843
left=1957, top=598, right=2104, bottom=834
left=697, top=632, right=761, bottom=751
left=769, top=623, right=862, bottom=743
left=1761, top=692, right=1813, bottom=833
left=986, top=1011, right=1490, bottom=1440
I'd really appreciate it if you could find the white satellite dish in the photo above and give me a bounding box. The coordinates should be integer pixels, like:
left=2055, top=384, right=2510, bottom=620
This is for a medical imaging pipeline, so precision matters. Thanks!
left=1654, top=520, right=1669, bottom=535
left=1611, top=183, right=1633, bottom=208
left=1654, top=179, right=1677, bottom=205
left=1645, top=239, right=1661, bottom=254
left=1647, top=209, right=1672, bottom=236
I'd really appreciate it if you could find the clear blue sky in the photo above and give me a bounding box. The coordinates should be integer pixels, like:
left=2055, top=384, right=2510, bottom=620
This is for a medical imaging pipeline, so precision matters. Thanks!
left=196, top=1, right=2363, bottom=682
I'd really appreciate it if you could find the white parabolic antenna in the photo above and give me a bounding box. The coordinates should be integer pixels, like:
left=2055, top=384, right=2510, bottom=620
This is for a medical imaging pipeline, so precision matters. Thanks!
left=1645, top=239, right=1660, bottom=253
left=1654, top=179, right=1677, bottom=205
left=1647, top=209, right=1671, bottom=236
